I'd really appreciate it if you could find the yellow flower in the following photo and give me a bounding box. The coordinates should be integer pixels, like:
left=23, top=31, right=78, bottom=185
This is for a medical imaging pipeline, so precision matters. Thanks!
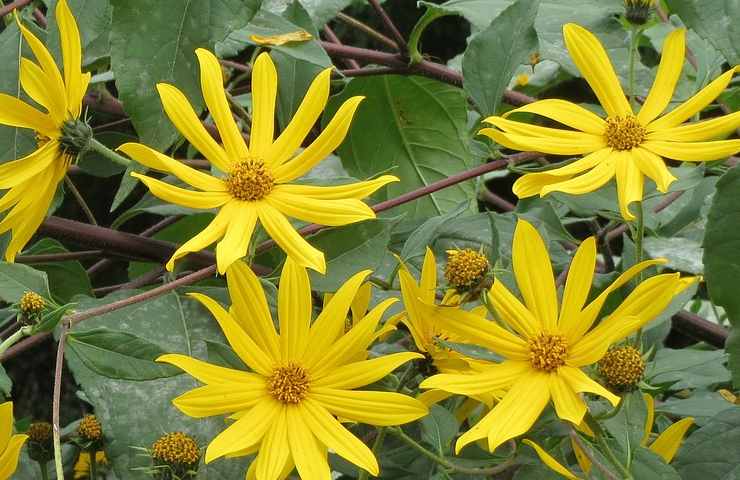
left=524, top=393, right=693, bottom=478
left=157, top=259, right=427, bottom=479
left=481, top=24, right=740, bottom=220
left=121, top=50, right=397, bottom=274
left=73, top=451, right=108, bottom=479
left=0, top=402, right=28, bottom=480
left=420, top=219, right=697, bottom=453
left=0, top=0, right=89, bottom=261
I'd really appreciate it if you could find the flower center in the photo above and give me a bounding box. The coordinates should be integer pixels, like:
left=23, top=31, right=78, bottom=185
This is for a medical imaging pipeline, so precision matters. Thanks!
left=598, top=345, right=645, bottom=390
left=151, top=432, right=200, bottom=467
left=528, top=334, right=568, bottom=372
left=226, top=159, right=274, bottom=201
left=28, top=422, right=53, bottom=444
left=268, top=362, right=310, bottom=404
left=444, top=249, right=489, bottom=290
left=20, top=291, right=45, bottom=315
left=604, top=116, right=646, bottom=151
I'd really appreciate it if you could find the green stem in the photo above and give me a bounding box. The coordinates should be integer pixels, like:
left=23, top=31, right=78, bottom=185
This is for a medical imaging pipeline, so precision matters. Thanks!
left=38, top=461, right=50, bottom=480
left=0, top=325, right=31, bottom=356
left=64, top=176, right=98, bottom=226
left=87, top=138, right=131, bottom=167
left=358, top=428, right=387, bottom=480
left=584, top=413, right=634, bottom=480
left=627, top=25, right=641, bottom=109
left=406, top=8, right=449, bottom=65
left=90, top=450, right=98, bottom=478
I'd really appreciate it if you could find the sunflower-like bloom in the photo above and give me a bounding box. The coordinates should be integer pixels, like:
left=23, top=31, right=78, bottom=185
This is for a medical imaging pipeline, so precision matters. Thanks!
left=481, top=24, right=740, bottom=220
left=158, top=259, right=427, bottom=479
left=121, top=50, right=397, bottom=274
left=523, top=393, right=693, bottom=479
left=0, top=0, right=89, bottom=261
left=0, top=402, right=28, bottom=480
left=420, top=220, right=697, bottom=453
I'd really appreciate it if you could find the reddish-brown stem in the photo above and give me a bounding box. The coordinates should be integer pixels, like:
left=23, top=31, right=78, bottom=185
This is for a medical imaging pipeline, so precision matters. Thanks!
left=323, top=25, right=361, bottom=69
left=672, top=311, right=727, bottom=348
left=339, top=66, right=406, bottom=77
left=220, top=59, right=251, bottom=74
left=336, top=12, right=399, bottom=51
left=367, top=0, right=408, bottom=52
left=17, top=250, right=104, bottom=264
left=604, top=190, right=685, bottom=243
left=0, top=0, right=32, bottom=17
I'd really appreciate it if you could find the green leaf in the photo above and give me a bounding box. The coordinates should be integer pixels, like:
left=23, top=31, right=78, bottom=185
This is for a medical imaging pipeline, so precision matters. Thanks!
left=703, top=166, right=740, bottom=386
left=0, top=22, right=35, bottom=163
left=110, top=0, right=260, bottom=151
left=462, top=0, right=540, bottom=115
left=23, top=238, right=93, bottom=302
left=630, top=447, right=681, bottom=479
left=0, top=364, right=11, bottom=397
left=421, top=405, right=459, bottom=455
left=0, top=262, right=51, bottom=303
left=665, top=0, right=740, bottom=64
left=657, top=391, right=734, bottom=426
left=33, top=302, right=74, bottom=335
left=264, top=0, right=364, bottom=27
left=438, top=339, right=504, bottom=363
left=643, top=237, right=703, bottom=275
left=47, top=0, right=113, bottom=65
left=674, top=406, right=740, bottom=479
left=205, top=339, right=246, bottom=370
left=648, top=348, right=730, bottom=390
left=67, top=328, right=182, bottom=381
left=324, top=75, right=475, bottom=219
left=602, top=390, right=648, bottom=453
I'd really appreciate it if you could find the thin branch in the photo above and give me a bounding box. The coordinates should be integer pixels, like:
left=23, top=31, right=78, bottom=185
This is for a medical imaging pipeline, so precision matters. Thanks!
left=323, top=25, right=360, bottom=69
left=17, top=250, right=104, bottom=264
left=367, top=0, right=408, bottom=52
left=0, top=0, right=32, bottom=17
left=64, top=176, right=98, bottom=226
left=339, top=66, right=405, bottom=77
left=52, top=321, right=69, bottom=480
left=220, top=58, right=251, bottom=74
left=672, top=310, right=728, bottom=348
left=92, top=266, right=165, bottom=297
left=336, top=12, right=398, bottom=51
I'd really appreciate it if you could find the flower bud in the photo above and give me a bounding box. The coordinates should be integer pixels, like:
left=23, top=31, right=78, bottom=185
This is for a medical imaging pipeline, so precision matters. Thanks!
left=624, top=0, right=653, bottom=25
left=444, top=248, right=490, bottom=293
left=598, top=345, right=645, bottom=391
left=60, top=118, right=93, bottom=155
left=151, top=432, right=200, bottom=479
left=27, top=421, right=53, bottom=463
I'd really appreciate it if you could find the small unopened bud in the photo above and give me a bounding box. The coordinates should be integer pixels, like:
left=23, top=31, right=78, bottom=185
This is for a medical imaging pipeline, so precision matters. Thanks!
left=598, top=345, right=645, bottom=391
left=444, top=248, right=490, bottom=292
left=18, top=291, right=45, bottom=326
left=27, top=421, right=53, bottom=463
left=60, top=118, right=93, bottom=155
left=77, top=414, right=103, bottom=448
left=624, top=0, right=653, bottom=25
left=151, top=432, right=200, bottom=479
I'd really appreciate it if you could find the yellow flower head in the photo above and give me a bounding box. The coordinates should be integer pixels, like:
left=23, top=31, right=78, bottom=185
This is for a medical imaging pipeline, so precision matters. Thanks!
left=598, top=345, right=645, bottom=390
left=481, top=24, right=740, bottom=220
left=120, top=50, right=398, bottom=274
left=420, top=219, right=697, bottom=453
left=0, top=0, right=89, bottom=261
left=77, top=414, right=103, bottom=443
left=19, top=291, right=45, bottom=315
left=157, top=259, right=427, bottom=479
left=0, top=402, right=28, bottom=480
left=444, top=248, right=489, bottom=291
left=152, top=431, right=200, bottom=469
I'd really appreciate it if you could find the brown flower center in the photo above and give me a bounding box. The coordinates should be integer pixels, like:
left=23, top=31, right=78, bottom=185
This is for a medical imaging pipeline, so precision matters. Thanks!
left=598, top=345, right=645, bottom=390
left=226, top=159, right=274, bottom=201
left=268, top=363, right=310, bottom=404
left=528, top=334, right=568, bottom=372
left=604, top=116, right=646, bottom=151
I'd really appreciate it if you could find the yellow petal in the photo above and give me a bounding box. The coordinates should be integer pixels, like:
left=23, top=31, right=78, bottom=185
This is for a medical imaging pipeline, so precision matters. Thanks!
left=278, top=257, right=312, bottom=361
left=0, top=93, right=56, bottom=136
left=303, top=270, right=373, bottom=365
left=398, top=270, right=434, bottom=352
left=501, top=98, right=606, bottom=135
left=204, top=399, right=280, bottom=462
left=215, top=204, right=257, bottom=274
left=309, top=388, right=428, bottom=426
left=226, top=260, right=281, bottom=360
left=563, top=23, right=631, bottom=117
left=286, top=406, right=331, bottom=480
left=118, top=142, right=226, bottom=192
left=250, top=52, right=278, bottom=158
left=0, top=434, right=28, bottom=480
left=550, top=372, right=588, bottom=425
left=512, top=219, right=559, bottom=331
left=558, top=366, right=620, bottom=407
left=479, top=128, right=605, bottom=156
left=649, top=417, right=694, bottom=463
left=631, top=147, right=676, bottom=193
left=540, top=153, right=617, bottom=196
left=485, top=116, right=605, bottom=141
left=419, top=247, right=438, bottom=303
left=257, top=203, right=325, bottom=273
left=615, top=151, right=644, bottom=221
left=272, top=175, right=398, bottom=199
left=188, top=292, right=274, bottom=375
left=300, top=399, right=379, bottom=475
left=251, top=30, right=313, bottom=46
left=571, top=436, right=592, bottom=474
left=195, top=48, right=247, bottom=163
left=558, top=237, right=596, bottom=334
left=155, top=83, right=232, bottom=171
left=488, top=280, right=540, bottom=338
left=56, top=0, right=84, bottom=114
left=647, top=111, right=740, bottom=143
left=165, top=203, right=232, bottom=271
left=642, top=139, right=740, bottom=162
left=417, top=390, right=454, bottom=407
left=420, top=361, right=531, bottom=396
left=269, top=68, right=332, bottom=166
left=20, top=58, right=58, bottom=116
left=131, top=173, right=230, bottom=209
left=266, top=189, right=375, bottom=226
left=0, top=402, right=12, bottom=450
left=642, top=393, right=655, bottom=446
left=313, top=352, right=423, bottom=390
left=0, top=141, right=58, bottom=189
left=512, top=148, right=611, bottom=198
left=273, top=96, right=364, bottom=182
left=173, top=381, right=266, bottom=418
left=256, top=407, right=291, bottom=480
left=522, top=439, right=580, bottom=480
left=647, top=67, right=738, bottom=131
left=157, top=353, right=255, bottom=384
left=638, top=29, right=686, bottom=125
left=17, top=18, right=67, bottom=121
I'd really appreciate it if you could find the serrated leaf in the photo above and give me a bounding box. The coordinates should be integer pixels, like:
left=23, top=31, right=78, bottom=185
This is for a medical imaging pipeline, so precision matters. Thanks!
left=67, top=328, right=182, bottom=381
left=648, top=348, right=730, bottom=390
left=643, top=237, right=703, bottom=275
left=23, top=238, right=93, bottom=302
left=674, top=407, right=740, bottom=479
left=421, top=405, right=459, bottom=455
left=462, top=0, right=539, bottom=115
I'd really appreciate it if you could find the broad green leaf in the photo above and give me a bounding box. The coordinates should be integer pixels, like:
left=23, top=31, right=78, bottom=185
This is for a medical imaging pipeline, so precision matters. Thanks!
left=64, top=291, right=251, bottom=478
left=205, top=339, right=246, bottom=370
left=0, top=364, right=11, bottom=397
left=23, top=238, right=93, bottom=302
left=630, top=447, right=681, bottom=479
left=666, top=0, right=740, bottom=64
left=0, top=262, right=51, bottom=303
left=657, top=391, right=735, bottom=426
left=674, top=407, right=740, bottom=479
left=67, top=328, right=183, bottom=381
left=264, top=0, right=365, bottom=27
left=703, top=166, right=740, bottom=386
left=324, top=75, right=474, bottom=219
left=648, top=348, right=730, bottom=390
left=603, top=390, right=649, bottom=454
left=643, top=237, right=703, bottom=275
left=462, top=0, right=540, bottom=115
left=421, top=405, right=459, bottom=455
